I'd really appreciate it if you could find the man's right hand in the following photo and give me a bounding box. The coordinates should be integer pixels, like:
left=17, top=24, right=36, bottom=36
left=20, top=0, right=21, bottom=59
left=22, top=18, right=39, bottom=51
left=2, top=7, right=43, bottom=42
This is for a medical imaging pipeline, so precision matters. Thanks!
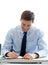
left=6, top=51, right=19, bottom=58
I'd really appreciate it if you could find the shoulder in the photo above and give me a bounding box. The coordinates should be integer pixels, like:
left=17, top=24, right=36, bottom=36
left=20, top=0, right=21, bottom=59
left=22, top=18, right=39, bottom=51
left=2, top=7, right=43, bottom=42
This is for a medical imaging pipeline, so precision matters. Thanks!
left=6, top=25, right=21, bottom=36
left=31, top=26, right=44, bottom=37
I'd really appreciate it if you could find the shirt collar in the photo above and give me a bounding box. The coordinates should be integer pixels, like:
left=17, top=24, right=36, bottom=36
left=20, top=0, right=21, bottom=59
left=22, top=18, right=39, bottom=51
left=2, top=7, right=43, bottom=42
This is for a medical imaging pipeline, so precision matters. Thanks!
left=20, top=25, right=24, bottom=34
left=19, top=25, right=34, bottom=35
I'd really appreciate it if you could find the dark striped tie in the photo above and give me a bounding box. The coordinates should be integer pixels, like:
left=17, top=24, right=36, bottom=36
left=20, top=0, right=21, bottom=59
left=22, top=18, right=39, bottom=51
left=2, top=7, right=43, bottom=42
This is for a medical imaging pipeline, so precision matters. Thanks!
left=20, top=32, right=27, bottom=56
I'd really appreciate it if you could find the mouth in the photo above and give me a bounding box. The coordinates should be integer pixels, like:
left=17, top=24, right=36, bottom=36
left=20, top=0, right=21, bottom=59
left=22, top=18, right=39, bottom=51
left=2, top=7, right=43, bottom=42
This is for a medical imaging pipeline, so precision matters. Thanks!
left=23, top=29, right=28, bottom=32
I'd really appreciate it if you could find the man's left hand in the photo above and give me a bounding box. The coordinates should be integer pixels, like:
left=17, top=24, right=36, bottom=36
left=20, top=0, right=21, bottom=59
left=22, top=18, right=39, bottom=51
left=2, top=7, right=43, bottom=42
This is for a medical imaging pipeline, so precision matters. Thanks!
left=23, top=53, right=38, bottom=59
left=23, top=54, right=33, bottom=59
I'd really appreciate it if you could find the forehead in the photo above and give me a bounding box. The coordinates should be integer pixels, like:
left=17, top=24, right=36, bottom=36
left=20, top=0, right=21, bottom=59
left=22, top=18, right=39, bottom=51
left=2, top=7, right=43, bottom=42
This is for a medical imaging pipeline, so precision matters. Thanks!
left=21, top=19, right=32, bottom=24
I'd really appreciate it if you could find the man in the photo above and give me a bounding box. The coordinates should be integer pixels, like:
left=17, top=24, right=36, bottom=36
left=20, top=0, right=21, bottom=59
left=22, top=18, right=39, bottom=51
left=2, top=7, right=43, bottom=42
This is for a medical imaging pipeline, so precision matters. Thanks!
left=2, top=10, right=48, bottom=59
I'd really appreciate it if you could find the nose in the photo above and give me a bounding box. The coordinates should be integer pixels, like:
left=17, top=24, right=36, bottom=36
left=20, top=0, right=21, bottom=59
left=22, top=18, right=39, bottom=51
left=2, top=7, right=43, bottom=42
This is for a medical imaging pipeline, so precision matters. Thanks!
left=24, top=26, right=28, bottom=31
left=24, top=26, right=27, bottom=29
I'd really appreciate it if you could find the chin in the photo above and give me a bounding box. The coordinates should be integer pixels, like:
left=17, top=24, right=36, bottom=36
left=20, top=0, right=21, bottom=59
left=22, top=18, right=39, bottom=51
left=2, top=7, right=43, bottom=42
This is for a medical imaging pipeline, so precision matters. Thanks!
left=23, top=30, right=28, bottom=32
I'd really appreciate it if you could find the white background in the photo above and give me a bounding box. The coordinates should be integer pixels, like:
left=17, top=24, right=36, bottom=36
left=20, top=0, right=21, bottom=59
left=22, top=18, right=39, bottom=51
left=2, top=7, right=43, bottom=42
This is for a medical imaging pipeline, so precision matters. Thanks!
left=0, top=0, right=48, bottom=46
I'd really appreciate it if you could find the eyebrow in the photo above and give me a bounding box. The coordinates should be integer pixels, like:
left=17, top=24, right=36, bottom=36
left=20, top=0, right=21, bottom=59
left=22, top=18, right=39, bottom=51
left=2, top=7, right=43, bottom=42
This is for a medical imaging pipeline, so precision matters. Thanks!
left=23, top=23, right=30, bottom=26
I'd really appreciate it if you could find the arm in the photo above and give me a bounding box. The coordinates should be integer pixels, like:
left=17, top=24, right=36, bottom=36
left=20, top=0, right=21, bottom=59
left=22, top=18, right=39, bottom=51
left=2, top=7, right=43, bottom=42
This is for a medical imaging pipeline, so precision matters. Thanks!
left=36, top=33, right=48, bottom=58
left=2, top=30, right=19, bottom=58
left=23, top=31, right=48, bottom=59
left=2, top=30, right=13, bottom=56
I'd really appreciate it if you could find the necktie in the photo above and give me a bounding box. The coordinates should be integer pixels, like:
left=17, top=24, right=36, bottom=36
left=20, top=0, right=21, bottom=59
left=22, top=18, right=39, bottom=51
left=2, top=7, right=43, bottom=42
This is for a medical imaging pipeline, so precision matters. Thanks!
left=20, top=32, right=27, bottom=56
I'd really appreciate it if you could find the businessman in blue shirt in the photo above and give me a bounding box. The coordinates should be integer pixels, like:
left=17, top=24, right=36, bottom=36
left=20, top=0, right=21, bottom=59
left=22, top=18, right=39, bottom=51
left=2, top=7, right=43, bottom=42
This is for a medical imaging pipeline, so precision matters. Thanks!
left=2, top=10, right=48, bottom=59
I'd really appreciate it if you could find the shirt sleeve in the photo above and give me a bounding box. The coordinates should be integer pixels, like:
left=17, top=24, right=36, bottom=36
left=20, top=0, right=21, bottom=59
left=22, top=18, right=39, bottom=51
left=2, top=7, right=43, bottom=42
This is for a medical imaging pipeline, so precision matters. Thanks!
left=36, top=31, right=48, bottom=58
left=2, top=29, right=13, bottom=56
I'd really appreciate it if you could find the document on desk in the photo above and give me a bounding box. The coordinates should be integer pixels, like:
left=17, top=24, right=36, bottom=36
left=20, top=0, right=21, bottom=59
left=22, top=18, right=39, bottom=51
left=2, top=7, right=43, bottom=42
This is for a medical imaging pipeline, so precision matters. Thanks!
left=34, top=56, right=48, bottom=60
left=17, top=56, right=23, bottom=58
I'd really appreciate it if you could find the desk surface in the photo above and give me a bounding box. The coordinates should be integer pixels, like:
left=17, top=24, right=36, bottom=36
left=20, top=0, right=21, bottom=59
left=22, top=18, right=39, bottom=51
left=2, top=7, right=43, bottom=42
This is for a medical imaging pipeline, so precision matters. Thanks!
left=0, top=56, right=48, bottom=64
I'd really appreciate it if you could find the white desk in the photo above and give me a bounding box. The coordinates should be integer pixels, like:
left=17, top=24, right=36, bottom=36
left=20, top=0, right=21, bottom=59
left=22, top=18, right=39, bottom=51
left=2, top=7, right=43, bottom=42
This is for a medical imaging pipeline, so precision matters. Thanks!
left=0, top=57, right=48, bottom=64
left=0, top=56, right=48, bottom=65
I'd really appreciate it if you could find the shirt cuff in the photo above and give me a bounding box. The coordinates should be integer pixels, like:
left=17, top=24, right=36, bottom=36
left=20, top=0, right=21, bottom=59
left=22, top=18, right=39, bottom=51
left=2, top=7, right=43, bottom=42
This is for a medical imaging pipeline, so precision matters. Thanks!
left=34, top=53, right=39, bottom=58
left=5, top=52, right=9, bottom=57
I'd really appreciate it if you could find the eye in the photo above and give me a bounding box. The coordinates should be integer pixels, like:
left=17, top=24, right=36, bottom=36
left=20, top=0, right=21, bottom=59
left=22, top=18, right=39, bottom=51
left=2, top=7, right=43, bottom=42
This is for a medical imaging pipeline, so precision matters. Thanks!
left=23, top=24, right=26, bottom=26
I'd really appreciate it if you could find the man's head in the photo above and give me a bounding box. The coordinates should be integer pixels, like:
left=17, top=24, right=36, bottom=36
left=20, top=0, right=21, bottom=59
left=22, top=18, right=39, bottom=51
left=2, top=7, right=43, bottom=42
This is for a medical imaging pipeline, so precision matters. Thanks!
left=20, top=10, right=35, bottom=32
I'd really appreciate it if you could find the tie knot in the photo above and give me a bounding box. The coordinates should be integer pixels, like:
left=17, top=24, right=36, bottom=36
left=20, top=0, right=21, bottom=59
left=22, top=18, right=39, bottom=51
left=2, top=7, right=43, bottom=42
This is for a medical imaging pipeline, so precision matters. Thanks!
left=24, top=32, right=27, bottom=35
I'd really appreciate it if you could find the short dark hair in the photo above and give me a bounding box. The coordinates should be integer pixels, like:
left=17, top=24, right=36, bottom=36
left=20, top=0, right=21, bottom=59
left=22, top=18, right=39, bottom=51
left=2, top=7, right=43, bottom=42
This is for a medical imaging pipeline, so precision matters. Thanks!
left=20, top=10, right=35, bottom=22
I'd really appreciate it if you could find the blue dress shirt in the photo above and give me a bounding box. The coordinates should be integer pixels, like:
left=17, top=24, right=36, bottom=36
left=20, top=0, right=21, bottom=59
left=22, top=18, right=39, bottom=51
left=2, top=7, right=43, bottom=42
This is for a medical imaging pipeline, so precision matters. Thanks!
left=2, top=25, right=48, bottom=58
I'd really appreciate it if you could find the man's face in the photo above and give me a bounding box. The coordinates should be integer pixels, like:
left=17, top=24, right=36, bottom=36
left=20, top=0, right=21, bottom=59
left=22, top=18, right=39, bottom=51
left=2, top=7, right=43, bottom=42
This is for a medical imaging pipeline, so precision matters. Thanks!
left=21, top=19, right=33, bottom=32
